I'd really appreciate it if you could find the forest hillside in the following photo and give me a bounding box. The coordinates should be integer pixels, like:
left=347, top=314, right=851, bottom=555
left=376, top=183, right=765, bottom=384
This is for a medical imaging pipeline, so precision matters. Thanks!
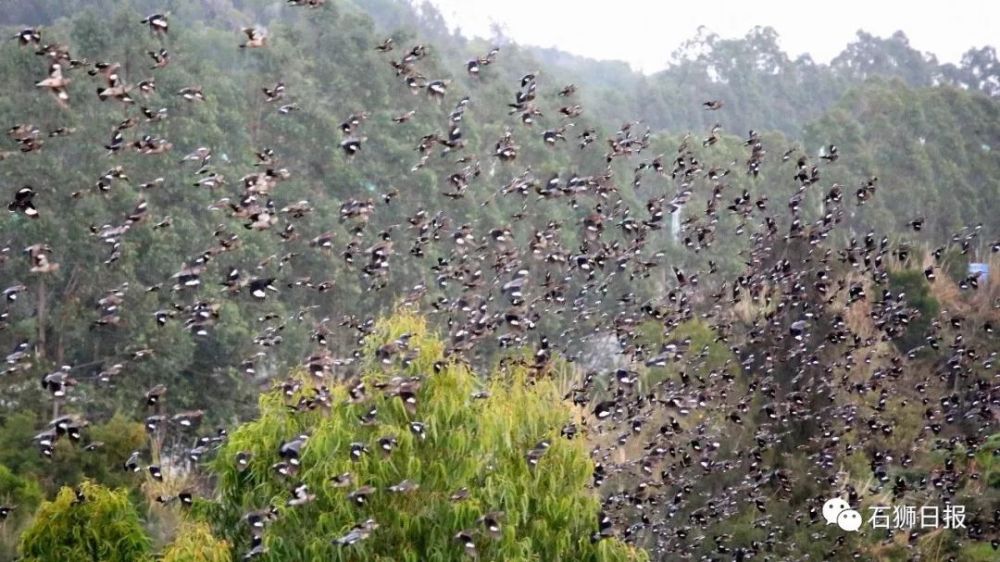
left=0, top=1, right=996, bottom=561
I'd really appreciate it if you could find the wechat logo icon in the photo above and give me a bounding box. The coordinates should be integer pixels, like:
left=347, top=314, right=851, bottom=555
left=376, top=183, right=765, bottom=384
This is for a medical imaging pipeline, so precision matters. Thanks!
left=823, top=498, right=862, bottom=532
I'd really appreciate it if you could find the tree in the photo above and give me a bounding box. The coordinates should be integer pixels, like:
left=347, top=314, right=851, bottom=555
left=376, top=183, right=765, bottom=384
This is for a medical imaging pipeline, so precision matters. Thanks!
left=18, top=481, right=152, bottom=562
left=196, top=313, right=645, bottom=562
left=831, top=30, right=937, bottom=87
left=0, top=464, right=43, bottom=559
left=944, top=46, right=1000, bottom=96
left=887, top=269, right=940, bottom=353
left=0, top=412, right=146, bottom=497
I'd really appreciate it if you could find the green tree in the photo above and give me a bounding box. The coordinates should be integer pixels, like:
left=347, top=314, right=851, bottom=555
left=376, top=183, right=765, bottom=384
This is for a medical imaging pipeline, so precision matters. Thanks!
left=197, top=313, right=644, bottom=562
left=887, top=269, right=939, bottom=352
left=0, top=411, right=146, bottom=497
left=0, top=464, right=43, bottom=559
left=18, top=481, right=152, bottom=562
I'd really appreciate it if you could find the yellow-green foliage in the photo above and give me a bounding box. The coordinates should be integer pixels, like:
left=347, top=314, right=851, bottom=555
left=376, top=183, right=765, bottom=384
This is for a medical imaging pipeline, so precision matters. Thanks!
left=201, top=313, right=645, bottom=562
left=162, top=522, right=232, bottom=562
left=18, top=481, right=152, bottom=562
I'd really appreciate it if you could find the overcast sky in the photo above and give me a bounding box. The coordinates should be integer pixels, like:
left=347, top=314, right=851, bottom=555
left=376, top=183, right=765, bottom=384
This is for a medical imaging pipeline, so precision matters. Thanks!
left=426, top=0, right=999, bottom=73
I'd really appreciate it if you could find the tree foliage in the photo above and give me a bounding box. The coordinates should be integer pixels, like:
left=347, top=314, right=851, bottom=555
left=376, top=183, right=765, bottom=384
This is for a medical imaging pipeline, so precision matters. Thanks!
left=195, top=313, right=644, bottom=561
left=18, top=481, right=152, bottom=562
left=887, top=269, right=939, bottom=352
left=161, top=522, right=232, bottom=562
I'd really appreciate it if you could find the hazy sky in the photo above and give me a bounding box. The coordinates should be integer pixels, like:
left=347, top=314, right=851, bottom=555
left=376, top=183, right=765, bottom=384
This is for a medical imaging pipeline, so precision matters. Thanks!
left=427, top=0, right=999, bottom=73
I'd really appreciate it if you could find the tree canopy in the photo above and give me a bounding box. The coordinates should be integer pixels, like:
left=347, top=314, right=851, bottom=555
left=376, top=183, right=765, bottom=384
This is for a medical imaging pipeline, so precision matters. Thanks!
left=197, top=313, right=644, bottom=561
left=18, top=481, right=152, bottom=562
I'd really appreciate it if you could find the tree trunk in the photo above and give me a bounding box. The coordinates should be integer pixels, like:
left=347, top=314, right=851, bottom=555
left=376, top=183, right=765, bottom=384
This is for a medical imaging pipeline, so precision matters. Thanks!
left=36, top=278, right=47, bottom=360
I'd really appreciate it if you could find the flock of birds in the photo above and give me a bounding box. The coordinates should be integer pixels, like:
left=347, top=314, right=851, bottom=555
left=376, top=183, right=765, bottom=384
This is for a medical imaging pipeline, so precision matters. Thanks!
left=5, top=3, right=1000, bottom=560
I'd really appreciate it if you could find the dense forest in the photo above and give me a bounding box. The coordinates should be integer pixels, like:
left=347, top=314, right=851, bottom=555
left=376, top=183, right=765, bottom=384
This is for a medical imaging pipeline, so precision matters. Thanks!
left=0, top=0, right=997, bottom=561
